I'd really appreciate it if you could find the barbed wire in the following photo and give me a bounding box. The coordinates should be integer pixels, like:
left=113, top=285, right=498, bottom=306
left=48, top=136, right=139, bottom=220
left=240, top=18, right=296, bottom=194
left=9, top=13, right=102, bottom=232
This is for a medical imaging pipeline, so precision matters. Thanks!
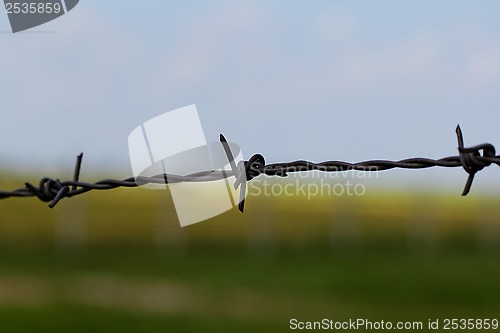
left=0, top=125, right=498, bottom=212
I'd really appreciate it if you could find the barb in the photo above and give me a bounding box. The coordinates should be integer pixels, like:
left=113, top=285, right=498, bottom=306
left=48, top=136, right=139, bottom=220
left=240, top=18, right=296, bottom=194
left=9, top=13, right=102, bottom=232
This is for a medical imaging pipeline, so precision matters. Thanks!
left=1, top=125, right=499, bottom=212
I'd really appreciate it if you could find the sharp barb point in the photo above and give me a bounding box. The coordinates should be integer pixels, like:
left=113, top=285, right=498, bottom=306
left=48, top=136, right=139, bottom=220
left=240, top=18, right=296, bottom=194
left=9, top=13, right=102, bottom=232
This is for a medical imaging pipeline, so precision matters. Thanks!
left=238, top=199, right=245, bottom=212
left=72, top=153, right=84, bottom=192
left=1, top=126, right=499, bottom=221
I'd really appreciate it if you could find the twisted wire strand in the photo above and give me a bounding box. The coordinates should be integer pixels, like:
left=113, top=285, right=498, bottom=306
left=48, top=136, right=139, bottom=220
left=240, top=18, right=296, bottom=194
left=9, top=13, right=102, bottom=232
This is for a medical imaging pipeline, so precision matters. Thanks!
left=0, top=125, right=499, bottom=212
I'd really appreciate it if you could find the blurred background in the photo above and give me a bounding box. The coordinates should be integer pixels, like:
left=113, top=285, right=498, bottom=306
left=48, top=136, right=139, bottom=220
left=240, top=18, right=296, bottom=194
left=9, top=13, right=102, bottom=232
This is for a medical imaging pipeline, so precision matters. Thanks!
left=1, top=1, right=500, bottom=332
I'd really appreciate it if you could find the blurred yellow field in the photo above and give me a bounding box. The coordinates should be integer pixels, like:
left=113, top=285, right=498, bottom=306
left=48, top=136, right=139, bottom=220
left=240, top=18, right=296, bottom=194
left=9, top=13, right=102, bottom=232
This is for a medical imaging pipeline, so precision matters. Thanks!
left=1, top=179, right=499, bottom=332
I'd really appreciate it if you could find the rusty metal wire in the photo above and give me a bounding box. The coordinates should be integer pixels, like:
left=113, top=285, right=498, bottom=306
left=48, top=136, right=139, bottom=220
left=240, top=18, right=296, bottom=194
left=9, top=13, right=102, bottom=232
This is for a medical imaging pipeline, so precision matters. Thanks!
left=1, top=125, right=499, bottom=212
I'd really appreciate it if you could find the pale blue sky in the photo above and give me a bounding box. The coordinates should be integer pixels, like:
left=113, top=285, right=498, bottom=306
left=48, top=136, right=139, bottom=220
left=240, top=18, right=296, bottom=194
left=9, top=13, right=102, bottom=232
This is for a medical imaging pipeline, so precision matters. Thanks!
left=1, top=1, right=499, bottom=192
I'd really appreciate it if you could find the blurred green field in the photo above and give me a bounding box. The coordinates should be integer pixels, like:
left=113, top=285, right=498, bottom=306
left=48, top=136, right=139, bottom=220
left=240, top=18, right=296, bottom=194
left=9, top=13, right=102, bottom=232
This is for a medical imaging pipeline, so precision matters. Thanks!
left=0, top=178, right=499, bottom=332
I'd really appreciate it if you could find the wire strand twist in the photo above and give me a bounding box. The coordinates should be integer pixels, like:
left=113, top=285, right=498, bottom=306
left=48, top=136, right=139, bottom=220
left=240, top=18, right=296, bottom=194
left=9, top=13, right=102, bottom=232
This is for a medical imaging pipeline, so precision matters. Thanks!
left=1, top=125, right=498, bottom=212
